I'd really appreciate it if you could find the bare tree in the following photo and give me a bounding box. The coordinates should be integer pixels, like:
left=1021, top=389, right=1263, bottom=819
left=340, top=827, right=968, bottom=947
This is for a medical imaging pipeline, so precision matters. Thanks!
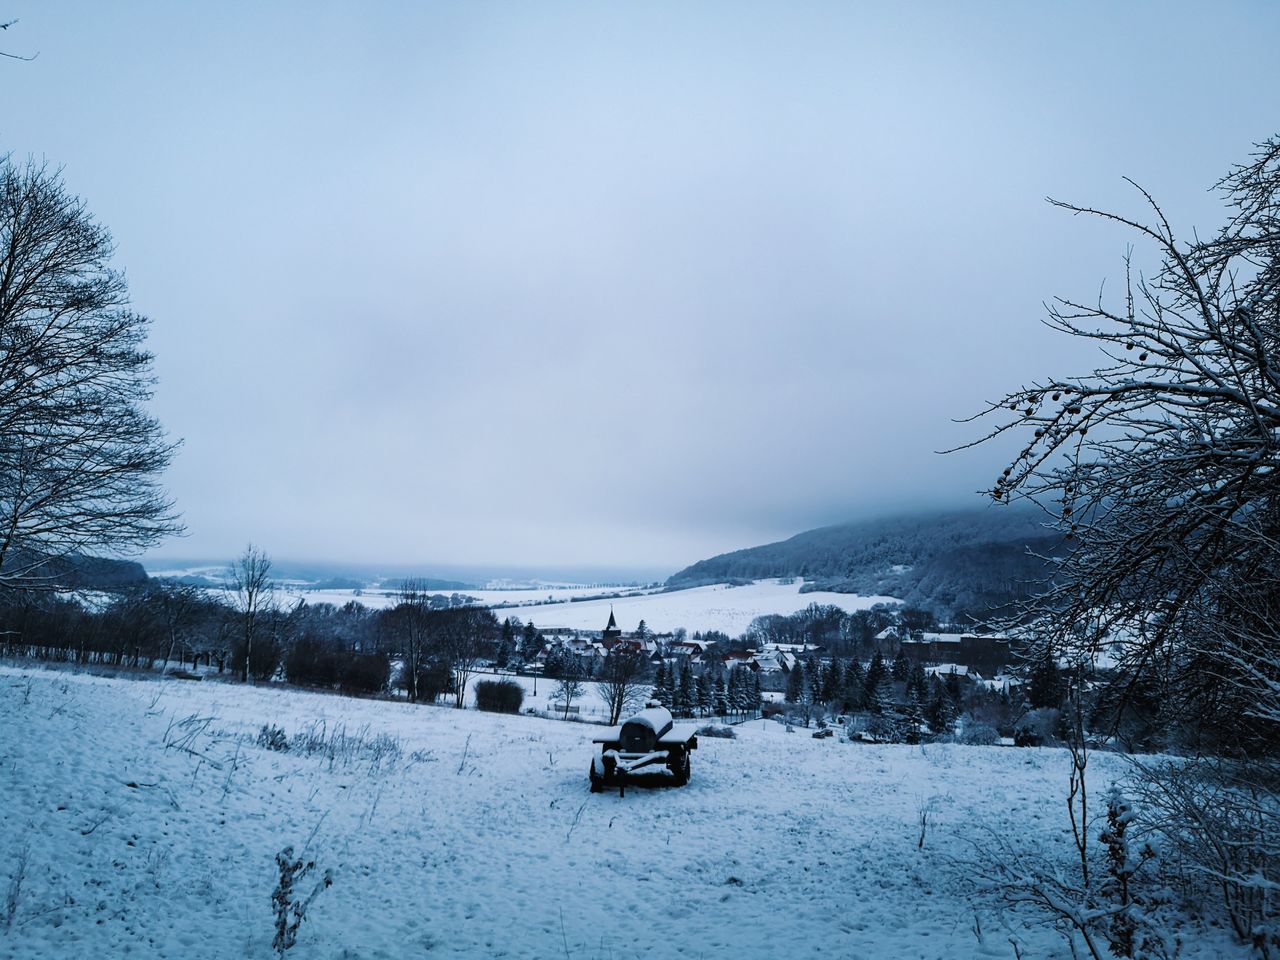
left=957, top=135, right=1280, bottom=953
left=0, top=18, right=37, bottom=61
left=0, top=159, right=181, bottom=591
left=384, top=579, right=433, bottom=702
left=426, top=606, right=495, bottom=709
left=956, top=135, right=1280, bottom=752
left=594, top=648, right=649, bottom=725
left=229, top=545, right=274, bottom=683
left=151, top=580, right=204, bottom=670
left=553, top=666, right=585, bottom=720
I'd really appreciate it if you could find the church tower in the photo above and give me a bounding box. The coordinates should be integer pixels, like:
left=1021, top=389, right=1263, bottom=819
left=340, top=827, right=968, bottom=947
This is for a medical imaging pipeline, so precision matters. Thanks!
left=602, top=607, right=622, bottom=645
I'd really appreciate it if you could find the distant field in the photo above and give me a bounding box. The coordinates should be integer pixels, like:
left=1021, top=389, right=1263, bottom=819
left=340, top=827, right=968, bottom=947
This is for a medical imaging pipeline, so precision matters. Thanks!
left=273, top=578, right=899, bottom=636
left=494, top=579, right=901, bottom=635
left=280, top=583, right=648, bottom=612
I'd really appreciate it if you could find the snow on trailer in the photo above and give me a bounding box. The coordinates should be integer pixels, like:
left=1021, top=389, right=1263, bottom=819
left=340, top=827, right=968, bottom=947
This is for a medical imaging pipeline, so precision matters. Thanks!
left=589, top=702, right=698, bottom=794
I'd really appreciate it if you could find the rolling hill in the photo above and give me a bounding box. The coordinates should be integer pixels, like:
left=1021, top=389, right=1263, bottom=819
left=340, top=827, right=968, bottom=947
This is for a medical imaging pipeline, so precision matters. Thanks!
left=668, top=507, right=1066, bottom=623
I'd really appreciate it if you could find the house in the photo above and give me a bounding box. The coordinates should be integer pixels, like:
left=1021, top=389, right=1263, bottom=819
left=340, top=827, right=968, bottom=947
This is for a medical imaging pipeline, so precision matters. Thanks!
left=720, top=650, right=756, bottom=670
left=670, top=638, right=709, bottom=664
left=899, top=633, right=1017, bottom=674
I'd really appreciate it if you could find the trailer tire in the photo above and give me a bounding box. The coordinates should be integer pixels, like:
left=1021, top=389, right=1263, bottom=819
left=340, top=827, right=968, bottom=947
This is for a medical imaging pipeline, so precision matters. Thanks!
left=669, top=747, right=691, bottom=786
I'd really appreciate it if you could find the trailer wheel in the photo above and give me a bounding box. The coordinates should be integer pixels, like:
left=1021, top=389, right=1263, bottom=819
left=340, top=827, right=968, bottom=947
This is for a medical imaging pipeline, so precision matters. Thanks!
left=669, top=747, right=691, bottom=786
left=589, top=761, right=604, bottom=793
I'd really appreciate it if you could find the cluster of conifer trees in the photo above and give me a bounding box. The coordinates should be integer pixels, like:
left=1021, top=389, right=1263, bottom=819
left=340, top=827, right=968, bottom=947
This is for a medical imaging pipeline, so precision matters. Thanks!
left=651, top=661, right=762, bottom=720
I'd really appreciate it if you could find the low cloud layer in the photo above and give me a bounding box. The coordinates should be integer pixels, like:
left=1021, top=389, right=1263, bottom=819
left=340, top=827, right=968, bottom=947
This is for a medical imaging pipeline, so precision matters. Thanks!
left=4, top=2, right=1276, bottom=572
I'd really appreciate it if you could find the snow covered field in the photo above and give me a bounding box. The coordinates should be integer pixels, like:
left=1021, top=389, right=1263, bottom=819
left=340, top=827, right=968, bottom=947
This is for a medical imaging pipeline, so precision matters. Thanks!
left=152, top=576, right=898, bottom=638
left=0, top=666, right=1236, bottom=959
left=280, top=584, right=655, bottom=613
left=490, top=579, right=901, bottom=635
left=464, top=671, right=615, bottom=720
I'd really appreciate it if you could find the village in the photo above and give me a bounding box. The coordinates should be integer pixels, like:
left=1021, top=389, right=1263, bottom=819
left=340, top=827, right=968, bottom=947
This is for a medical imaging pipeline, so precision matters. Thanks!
left=501, top=605, right=1048, bottom=746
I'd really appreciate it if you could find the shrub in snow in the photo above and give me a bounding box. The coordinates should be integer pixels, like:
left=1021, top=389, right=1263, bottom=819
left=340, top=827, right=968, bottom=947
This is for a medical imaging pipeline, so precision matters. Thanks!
left=283, top=719, right=403, bottom=773
left=474, top=680, right=523, bottom=714
left=1099, top=786, right=1148, bottom=958
left=285, top=640, right=390, bottom=694
left=957, top=721, right=998, bottom=746
left=696, top=724, right=736, bottom=739
left=271, top=846, right=332, bottom=955
left=233, top=634, right=280, bottom=683
left=257, top=724, right=290, bottom=752
left=1130, top=758, right=1278, bottom=954
left=399, top=660, right=453, bottom=703
left=1013, top=708, right=1061, bottom=747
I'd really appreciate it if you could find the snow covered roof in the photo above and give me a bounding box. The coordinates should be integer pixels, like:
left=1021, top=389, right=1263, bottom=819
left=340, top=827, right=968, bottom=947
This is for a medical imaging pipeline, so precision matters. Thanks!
left=673, top=639, right=708, bottom=651
left=750, top=652, right=784, bottom=672
left=925, top=664, right=978, bottom=678
left=622, top=706, right=673, bottom=735
left=977, top=674, right=1021, bottom=692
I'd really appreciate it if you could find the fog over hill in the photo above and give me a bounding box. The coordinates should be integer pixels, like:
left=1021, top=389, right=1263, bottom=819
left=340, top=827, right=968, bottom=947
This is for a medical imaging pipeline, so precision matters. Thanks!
left=668, top=506, right=1066, bottom=623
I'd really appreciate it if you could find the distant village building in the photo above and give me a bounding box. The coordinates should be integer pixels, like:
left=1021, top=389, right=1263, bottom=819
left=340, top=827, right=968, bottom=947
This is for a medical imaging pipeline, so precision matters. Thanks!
left=601, top=609, right=622, bottom=647
left=899, top=632, right=1017, bottom=675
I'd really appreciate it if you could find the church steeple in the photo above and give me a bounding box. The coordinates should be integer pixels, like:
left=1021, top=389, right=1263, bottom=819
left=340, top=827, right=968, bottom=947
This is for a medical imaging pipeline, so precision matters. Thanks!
left=602, top=606, right=621, bottom=642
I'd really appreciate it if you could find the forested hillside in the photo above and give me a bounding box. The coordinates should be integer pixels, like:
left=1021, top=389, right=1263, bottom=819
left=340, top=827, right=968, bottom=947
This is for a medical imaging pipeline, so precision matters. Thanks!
left=6, top=549, right=150, bottom=592
left=668, top=508, right=1066, bottom=622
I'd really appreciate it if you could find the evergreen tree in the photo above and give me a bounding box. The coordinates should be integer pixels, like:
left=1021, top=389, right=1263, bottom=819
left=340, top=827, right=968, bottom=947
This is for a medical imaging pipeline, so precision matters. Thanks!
left=652, top=661, right=669, bottom=707
left=713, top=673, right=728, bottom=716
left=696, top=673, right=712, bottom=717
left=823, top=659, right=843, bottom=705
left=807, top=657, right=825, bottom=707
left=659, top=660, right=676, bottom=707
left=521, top=620, right=538, bottom=662
left=891, top=649, right=910, bottom=683
left=498, top=617, right=516, bottom=666
left=864, top=653, right=887, bottom=708
left=677, top=661, right=695, bottom=717
left=926, top=681, right=955, bottom=734
left=785, top=661, right=804, bottom=704
left=495, top=636, right=512, bottom=669
left=864, top=674, right=887, bottom=714
left=902, top=688, right=926, bottom=743
left=752, top=672, right=763, bottom=715
left=907, top=660, right=929, bottom=701
left=544, top=643, right=570, bottom=679
left=1026, top=644, right=1065, bottom=709
left=944, top=671, right=963, bottom=705
left=844, top=659, right=866, bottom=712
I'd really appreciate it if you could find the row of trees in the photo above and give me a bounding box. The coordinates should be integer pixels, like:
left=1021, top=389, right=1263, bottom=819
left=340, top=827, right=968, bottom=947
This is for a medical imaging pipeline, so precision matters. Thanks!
left=742, top=602, right=940, bottom=659
left=651, top=661, right=762, bottom=720
left=0, top=546, right=503, bottom=709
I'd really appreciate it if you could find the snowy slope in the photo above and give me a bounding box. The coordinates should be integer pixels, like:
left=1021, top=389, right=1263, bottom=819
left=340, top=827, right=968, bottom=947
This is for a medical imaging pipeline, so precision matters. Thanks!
left=269, top=578, right=900, bottom=636
left=0, top=667, right=1237, bottom=959
left=494, top=579, right=901, bottom=635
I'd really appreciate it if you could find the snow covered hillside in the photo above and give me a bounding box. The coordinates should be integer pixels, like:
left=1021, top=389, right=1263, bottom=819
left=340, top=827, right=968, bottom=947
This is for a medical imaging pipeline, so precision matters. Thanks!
left=0, top=667, right=1234, bottom=959
left=490, top=579, right=900, bottom=635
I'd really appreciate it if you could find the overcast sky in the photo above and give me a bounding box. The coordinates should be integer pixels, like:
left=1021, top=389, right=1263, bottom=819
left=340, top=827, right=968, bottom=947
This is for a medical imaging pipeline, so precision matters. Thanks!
left=3, top=3, right=1277, bottom=576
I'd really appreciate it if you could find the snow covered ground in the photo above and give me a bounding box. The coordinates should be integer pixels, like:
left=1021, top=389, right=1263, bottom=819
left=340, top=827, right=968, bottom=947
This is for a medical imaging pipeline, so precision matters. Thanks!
left=463, top=670, right=616, bottom=720
left=492, top=579, right=901, bottom=635
left=0, top=666, right=1237, bottom=959
left=282, top=583, right=659, bottom=613
left=158, top=576, right=898, bottom=638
